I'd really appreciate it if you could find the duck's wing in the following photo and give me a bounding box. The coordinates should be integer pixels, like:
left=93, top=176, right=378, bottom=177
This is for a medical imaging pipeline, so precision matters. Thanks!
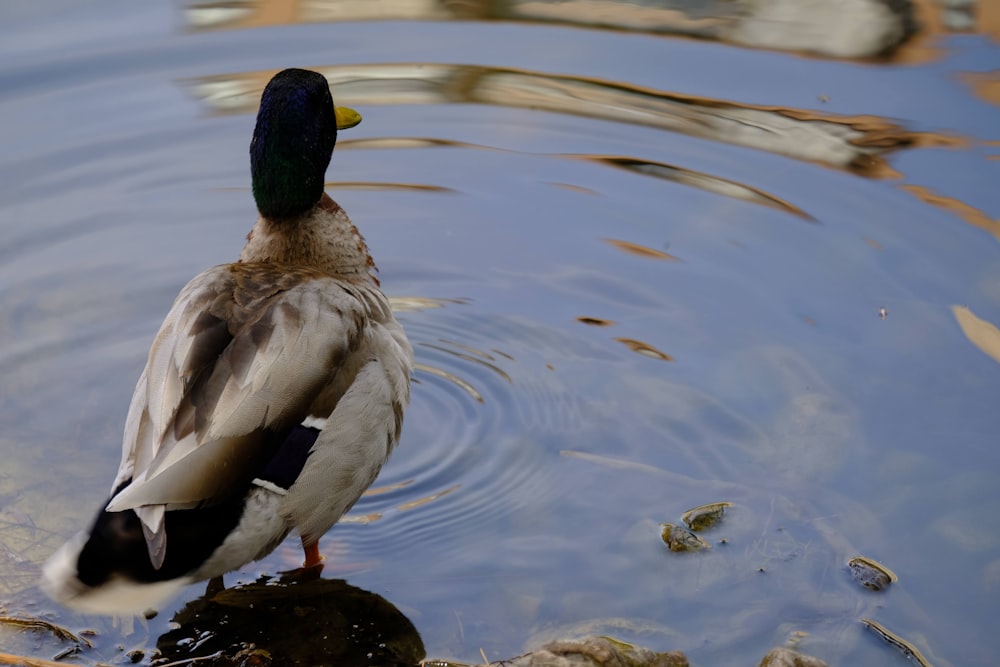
left=284, top=311, right=412, bottom=544
left=105, top=263, right=370, bottom=567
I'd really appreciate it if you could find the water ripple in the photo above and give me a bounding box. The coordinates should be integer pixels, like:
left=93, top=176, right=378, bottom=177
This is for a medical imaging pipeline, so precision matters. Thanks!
left=332, top=304, right=591, bottom=558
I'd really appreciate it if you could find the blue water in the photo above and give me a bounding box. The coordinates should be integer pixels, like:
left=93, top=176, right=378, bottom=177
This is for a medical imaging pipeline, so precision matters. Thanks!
left=1, top=1, right=998, bottom=665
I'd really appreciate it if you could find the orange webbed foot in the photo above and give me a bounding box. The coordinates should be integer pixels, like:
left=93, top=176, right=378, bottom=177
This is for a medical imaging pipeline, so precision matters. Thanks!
left=277, top=539, right=325, bottom=580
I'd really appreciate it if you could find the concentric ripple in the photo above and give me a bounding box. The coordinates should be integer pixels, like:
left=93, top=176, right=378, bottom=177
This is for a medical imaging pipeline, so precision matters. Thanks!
left=327, top=300, right=595, bottom=560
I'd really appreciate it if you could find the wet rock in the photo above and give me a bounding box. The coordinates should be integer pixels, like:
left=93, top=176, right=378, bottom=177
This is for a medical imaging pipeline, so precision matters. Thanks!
left=861, top=618, right=933, bottom=666
left=156, top=574, right=424, bottom=666
left=681, top=502, right=731, bottom=531
left=758, top=646, right=829, bottom=667
left=508, top=637, right=688, bottom=667
left=661, top=523, right=711, bottom=552
left=848, top=556, right=897, bottom=591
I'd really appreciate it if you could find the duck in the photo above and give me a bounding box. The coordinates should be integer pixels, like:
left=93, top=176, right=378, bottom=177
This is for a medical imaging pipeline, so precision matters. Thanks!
left=41, top=68, right=413, bottom=615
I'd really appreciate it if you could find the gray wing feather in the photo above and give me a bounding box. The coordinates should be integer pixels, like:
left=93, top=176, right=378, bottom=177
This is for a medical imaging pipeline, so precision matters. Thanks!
left=284, top=316, right=412, bottom=543
left=105, top=265, right=370, bottom=558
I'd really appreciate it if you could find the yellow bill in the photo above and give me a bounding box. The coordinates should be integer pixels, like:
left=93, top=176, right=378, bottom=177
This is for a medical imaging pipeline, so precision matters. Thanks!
left=334, top=106, right=362, bottom=130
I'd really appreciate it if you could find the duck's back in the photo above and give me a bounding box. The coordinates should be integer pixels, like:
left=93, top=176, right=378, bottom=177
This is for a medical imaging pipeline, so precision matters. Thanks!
left=43, top=260, right=412, bottom=613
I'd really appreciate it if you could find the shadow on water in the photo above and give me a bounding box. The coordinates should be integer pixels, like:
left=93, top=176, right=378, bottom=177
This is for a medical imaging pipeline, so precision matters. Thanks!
left=1, top=0, right=999, bottom=665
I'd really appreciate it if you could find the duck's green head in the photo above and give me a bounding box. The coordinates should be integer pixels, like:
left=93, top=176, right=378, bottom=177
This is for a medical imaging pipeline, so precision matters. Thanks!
left=250, top=68, right=361, bottom=220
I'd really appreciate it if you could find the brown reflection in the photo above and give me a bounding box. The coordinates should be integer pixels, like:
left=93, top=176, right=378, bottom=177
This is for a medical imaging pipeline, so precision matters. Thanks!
left=186, top=0, right=919, bottom=60
left=952, top=306, right=1000, bottom=365
left=960, top=70, right=1000, bottom=107
left=419, top=343, right=512, bottom=383
left=363, top=479, right=414, bottom=496
left=188, top=65, right=952, bottom=179
left=397, top=483, right=461, bottom=511
left=549, top=182, right=600, bottom=196
left=388, top=296, right=470, bottom=312
left=982, top=1, right=1000, bottom=42
left=576, top=316, right=615, bottom=327
left=615, top=337, right=674, bottom=361
left=773, top=109, right=964, bottom=178
left=901, top=184, right=1000, bottom=241
left=893, top=0, right=1000, bottom=63
left=605, top=239, right=680, bottom=262
left=343, top=138, right=812, bottom=215
left=339, top=510, right=383, bottom=524
left=988, top=140, right=1000, bottom=162
left=347, top=480, right=461, bottom=523
left=887, top=0, right=944, bottom=64
left=439, top=337, right=500, bottom=360
left=412, top=361, right=483, bottom=402
left=585, top=155, right=813, bottom=219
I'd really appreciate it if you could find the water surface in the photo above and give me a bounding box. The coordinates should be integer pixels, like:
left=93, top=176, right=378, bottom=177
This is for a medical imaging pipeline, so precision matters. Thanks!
left=1, top=1, right=998, bottom=665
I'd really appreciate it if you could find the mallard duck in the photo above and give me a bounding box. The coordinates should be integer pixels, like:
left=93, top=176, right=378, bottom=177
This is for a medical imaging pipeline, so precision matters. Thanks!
left=42, top=68, right=413, bottom=614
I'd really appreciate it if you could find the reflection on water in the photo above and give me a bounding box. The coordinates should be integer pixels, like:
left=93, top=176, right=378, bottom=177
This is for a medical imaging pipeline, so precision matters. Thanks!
left=614, top=337, right=674, bottom=362
left=2, top=0, right=1000, bottom=665
left=603, top=238, right=680, bottom=261
left=586, top=156, right=814, bottom=218
left=902, top=184, right=1000, bottom=241
left=186, top=0, right=919, bottom=59
left=189, top=63, right=960, bottom=179
left=184, top=0, right=1000, bottom=64
left=961, top=70, right=1000, bottom=107
left=952, top=306, right=1000, bottom=365
left=576, top=316, right=615, bottom=327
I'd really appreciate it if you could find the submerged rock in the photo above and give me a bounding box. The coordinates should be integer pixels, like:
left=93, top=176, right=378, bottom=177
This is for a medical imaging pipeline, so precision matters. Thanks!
left=504, top=637, right=687, bottom=667
left=681, top=502, right=732, bottom=531
left=848, top=556, right=898, bottom=591
left=661, top=523, right=711, bottom=552
left=758, top=646, right=829, bottom=667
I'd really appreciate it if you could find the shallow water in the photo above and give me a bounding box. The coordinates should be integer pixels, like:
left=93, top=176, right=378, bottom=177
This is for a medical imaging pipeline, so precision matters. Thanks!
left=1, top=1, right=999, bottom=665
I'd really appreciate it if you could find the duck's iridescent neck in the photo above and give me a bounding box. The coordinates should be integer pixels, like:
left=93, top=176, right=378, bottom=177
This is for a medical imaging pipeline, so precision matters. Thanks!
left=239, top=194, right=378, bottom=283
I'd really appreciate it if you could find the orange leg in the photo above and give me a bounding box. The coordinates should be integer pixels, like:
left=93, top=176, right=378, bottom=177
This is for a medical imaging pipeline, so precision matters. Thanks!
left=301, top=537, right=325, bottom=569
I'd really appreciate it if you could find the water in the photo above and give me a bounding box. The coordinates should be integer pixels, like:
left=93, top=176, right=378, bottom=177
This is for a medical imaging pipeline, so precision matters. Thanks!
left=1, top=1, right=998, bottom=665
